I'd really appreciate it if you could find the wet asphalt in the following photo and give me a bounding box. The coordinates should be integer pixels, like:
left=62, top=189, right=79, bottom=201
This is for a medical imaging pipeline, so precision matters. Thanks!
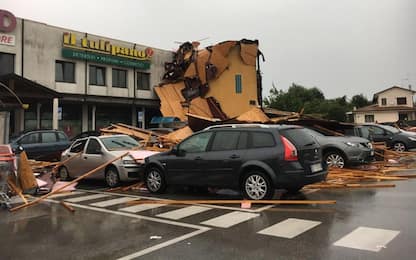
left=1, top=177, right=416, bottom=260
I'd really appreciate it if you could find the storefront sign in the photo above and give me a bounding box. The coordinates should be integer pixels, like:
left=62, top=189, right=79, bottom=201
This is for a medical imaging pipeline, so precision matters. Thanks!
left=62, top=48, right=150, bottom=70
left=0, top=33, right=15, bottom=46
left=0, top=10, right=17, bottom=33
left=62, top=32, right=153, bottom=69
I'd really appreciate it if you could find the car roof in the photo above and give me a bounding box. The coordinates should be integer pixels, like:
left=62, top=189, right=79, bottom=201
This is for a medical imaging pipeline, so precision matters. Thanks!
left=204, top=124, right=302, bottom=131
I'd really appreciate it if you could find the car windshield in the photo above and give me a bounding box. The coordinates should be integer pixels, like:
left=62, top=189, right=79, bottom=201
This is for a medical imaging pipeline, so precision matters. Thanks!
left=378, top=124, right=401, bottom=134
left=100, top=135, right=139, bottom=150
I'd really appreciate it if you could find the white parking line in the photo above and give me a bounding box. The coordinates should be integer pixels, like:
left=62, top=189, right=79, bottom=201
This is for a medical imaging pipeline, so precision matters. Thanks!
left=119, top=203, right=167, bottom=213
left=257, top=218, right=321, bottom=239
left=45, top=199, right=210, bottom=259
left=48, top=191, right=85, bottom=198
left=64, top=194, right=111, bottom=203
left=333, top=226, right=400, bottom=252
left=89, top=197, right=138, bottom=207
left=156, top=206, right=212, bottom=220
left=201, top=211, right=259, bottom=228
left=117, top=228, right=208, bottom=260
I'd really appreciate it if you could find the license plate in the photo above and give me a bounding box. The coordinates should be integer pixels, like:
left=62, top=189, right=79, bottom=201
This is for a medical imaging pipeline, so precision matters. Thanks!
left=311, top=163, right=323, bottom=173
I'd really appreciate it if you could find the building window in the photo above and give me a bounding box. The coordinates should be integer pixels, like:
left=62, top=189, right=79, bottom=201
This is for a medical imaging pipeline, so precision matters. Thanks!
left=0, top=52, right=14, bottom=75
left=381, top=98, right=387, bottom=106
left=397, top=97, right=407, bottom=105
left=137, top=72, right=150, bottom=90
left=55, top=61, right=75, bottom=83
left=89, top=65, right=106, bottom=86
left=235, top=74, right=242, bottom=94
left=365, top=114, right=375, bottom=123
left=112, top=69, right=127, bottom=88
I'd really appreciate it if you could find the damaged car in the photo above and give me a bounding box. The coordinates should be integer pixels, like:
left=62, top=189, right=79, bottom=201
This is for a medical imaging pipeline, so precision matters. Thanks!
left=144, top=124, right=328, bottom=200
left=58, top=134, right=157, bottom=187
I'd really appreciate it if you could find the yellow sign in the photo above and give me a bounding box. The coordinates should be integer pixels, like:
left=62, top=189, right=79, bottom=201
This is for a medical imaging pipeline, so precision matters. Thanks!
left=63, top=32, right=154, bottom=61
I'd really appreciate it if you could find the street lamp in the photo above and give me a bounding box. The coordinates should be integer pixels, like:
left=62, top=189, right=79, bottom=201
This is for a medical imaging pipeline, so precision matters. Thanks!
left=0, top=81, right=29, bottom=109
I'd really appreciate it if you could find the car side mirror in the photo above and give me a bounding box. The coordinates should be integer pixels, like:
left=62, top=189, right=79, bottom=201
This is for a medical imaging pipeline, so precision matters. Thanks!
left=171, top=146, right=185, bottom=156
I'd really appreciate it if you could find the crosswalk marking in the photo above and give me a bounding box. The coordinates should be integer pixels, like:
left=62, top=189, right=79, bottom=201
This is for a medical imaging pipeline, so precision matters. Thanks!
left=49, top=191, right=85, bottom=198
left=64, top=194, right=111, bottom=203
left=156, top=206, right=212, bottom=220
left=119, top=203, right=167, bottom=213
left=89, top=197, right=138, bottom=207
left=200, top=211, right=259, bottom=228
left=333, top=227, right=400, bottom=252
left=257, top=218, right=321, bottom=239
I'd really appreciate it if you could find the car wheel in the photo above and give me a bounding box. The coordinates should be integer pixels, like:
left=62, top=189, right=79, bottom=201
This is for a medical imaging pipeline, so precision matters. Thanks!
left=241, top=171, right=274, bottom=200
left=145, top=167, right=167, bottom=194
left=393, top=142, right=406, bottom=152
left=105, top=166, right=120, bottom=188
left=324, top=152, right=346, bottom=168
left=58, top=166, right=70, bottom=181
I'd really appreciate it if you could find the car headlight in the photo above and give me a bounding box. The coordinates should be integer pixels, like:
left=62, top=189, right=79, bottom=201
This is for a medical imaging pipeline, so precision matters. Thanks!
left=122, top=156, right=136, bottom=165
left=345, top=142, right=360, bottom=147
left=408, top=137, right=416, bottom=142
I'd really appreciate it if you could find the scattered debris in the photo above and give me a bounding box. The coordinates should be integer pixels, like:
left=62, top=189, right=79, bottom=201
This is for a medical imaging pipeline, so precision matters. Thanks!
left=150, top=236, right=162, bottom=240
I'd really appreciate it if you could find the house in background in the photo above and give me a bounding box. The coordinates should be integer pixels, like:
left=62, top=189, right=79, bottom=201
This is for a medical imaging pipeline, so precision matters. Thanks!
left=352, top=86, right=416, bottom=123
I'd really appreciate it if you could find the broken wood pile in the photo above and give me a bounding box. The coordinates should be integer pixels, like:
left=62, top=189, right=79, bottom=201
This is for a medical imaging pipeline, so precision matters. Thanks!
left=305, top=153, right=416, bottom=190
left=100, top=123, right=193, bottom=151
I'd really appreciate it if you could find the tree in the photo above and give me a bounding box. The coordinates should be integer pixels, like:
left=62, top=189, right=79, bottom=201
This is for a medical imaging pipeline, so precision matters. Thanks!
left=350, top=94, right=371, bottom=108
left=264, top=83, right=325, bottom=113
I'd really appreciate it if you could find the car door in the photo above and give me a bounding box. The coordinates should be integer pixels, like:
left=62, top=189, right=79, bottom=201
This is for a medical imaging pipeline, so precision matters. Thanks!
left=368, top=126, right=391, bottom=143
left=202, top=131, right=247, bottom=187
left=63, top=138, right=88, bottom=177
left=81, top=138, right=106, bottom=179
left=18, top=133, right=40, bottom=159
left=38, top=131, right=60, bottom=161
left=165, top=131, right=213, bottom=185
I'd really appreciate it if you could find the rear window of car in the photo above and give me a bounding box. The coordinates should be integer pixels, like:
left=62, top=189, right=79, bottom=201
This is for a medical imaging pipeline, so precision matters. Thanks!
left=280, top=128, right=316, bottom=147
left=58, top=132, right=68, bottom=141
left=41, top=132, right=57, bottom=143
left=251, top=131, right=275, bottom=148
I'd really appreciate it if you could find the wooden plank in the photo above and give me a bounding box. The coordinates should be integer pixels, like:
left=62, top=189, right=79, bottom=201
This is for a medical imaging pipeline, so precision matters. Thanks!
left=7, top=178, right=28, bottom=204
left=52, top=152, right=82, bottom=174
left=126, top=199, right=336, bottom=205
left=10, top=152, right=129, bottom=212
left=60, top=201, right=75, bottom=213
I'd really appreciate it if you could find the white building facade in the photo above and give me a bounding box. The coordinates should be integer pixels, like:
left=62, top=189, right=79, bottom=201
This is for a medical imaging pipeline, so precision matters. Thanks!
left=352, top=86, right=416, bottom=123
left=0, top=10, right=173, bottom=141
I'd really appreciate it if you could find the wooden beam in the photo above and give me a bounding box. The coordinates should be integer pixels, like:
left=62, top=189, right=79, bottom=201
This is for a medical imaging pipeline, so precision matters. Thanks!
left=52, top=152, right=82, bottom=174
left=60, top=201, right=75, bottom=213
left=10, top=152, right=129, bottom=212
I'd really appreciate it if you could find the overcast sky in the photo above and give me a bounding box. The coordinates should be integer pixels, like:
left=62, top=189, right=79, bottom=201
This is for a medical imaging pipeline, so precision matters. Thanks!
left=2, top=0, right=415, bottom=100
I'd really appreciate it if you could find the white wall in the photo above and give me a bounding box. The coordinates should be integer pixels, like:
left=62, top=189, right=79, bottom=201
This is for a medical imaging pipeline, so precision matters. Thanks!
left=21, top=19, right=172, bottom=99
left=377, top=87, right=414, bottom=107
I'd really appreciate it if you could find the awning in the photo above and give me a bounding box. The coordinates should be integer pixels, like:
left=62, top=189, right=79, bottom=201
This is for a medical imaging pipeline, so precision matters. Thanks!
left=0, top=73, right=61, bottom=107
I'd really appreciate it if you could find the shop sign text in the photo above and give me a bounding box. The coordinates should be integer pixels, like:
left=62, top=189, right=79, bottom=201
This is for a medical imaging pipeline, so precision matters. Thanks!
left=62, top=48, right=150, bottom=70
left=63, top=32, right=153, bottom=61
left=0, top=33, right=15, bottom=46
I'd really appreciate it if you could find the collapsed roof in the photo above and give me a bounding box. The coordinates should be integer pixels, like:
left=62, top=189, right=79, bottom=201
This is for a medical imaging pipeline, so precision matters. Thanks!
left=154, top=39, right=263, bottom=121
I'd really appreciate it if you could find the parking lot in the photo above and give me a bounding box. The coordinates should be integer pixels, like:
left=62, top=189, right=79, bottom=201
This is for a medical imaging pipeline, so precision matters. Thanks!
left=2, top=177, right=415, bottom=260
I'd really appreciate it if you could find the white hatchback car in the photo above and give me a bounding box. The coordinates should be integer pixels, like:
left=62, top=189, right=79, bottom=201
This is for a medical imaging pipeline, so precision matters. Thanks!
left=58, top=134, right=157, bottom=187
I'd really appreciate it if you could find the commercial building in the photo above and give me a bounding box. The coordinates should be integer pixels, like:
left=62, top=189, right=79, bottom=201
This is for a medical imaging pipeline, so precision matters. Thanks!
left=0, top=9, right=173, bottom=143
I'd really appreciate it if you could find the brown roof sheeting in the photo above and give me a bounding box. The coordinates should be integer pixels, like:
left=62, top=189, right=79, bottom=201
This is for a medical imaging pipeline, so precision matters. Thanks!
left=154, top=83, right=187, bottom=121
left=235, top=107, right=271, bottom=123
left=240, top=42, right=258, bottom=66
